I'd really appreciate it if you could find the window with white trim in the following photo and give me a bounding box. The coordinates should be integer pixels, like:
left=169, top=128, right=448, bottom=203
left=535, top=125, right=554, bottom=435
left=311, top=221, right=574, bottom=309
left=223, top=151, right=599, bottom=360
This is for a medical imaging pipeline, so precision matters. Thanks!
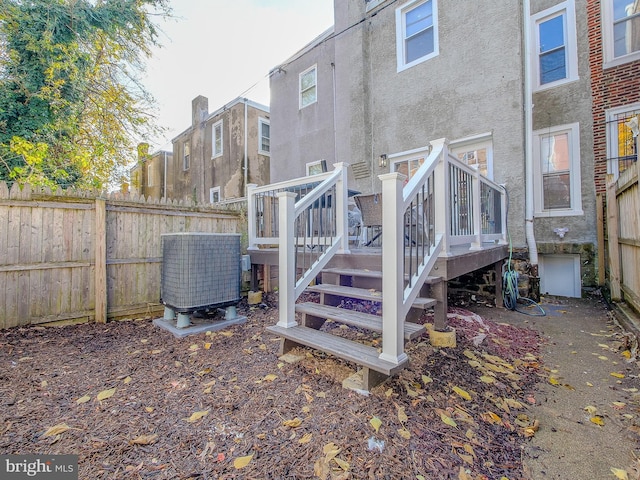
left=212, top=120, right=223, bottom=158
left=183, top=141, right=190, bottom=171
left=299, top=65, right=317, bottom=109
left=390, top=147, right=430, bottom=184
left=209, top=186, right=221, bottom=204
left=396, top=0, right=438, bottom=72
left=147, top=163, right=154, bottom=187
left=602, top=0, right=640, bottom=66
left=531, top=1, right=578, bottom=90
left=606, top=103, right=640, bottom=179
left=259, top=118, right=270, bottom=155
left=451, top=134, right=494, bottom=179
left=306, top=160, right=327, bottom=176
left=533, top=123, right=583, bottom=216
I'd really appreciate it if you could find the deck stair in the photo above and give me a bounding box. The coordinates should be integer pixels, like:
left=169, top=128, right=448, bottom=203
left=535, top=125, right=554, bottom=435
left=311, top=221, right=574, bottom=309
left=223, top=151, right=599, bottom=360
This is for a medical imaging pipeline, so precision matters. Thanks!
left=266, top=266, right=445, bottom=390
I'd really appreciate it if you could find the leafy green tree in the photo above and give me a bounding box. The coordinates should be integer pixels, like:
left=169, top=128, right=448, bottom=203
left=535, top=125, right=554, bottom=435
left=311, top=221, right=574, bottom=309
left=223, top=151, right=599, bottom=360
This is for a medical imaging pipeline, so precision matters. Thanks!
left=0, top=0, right=170, bottom=189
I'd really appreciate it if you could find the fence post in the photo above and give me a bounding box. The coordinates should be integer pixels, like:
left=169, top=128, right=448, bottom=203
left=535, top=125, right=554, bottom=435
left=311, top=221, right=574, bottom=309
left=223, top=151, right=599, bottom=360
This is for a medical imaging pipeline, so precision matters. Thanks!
left=605, top=174, right=621, bottom=301
left=95, top=197, right=107, bottom=323
left=596, top=194, right=605, bottom=286
left=277, top=192, right=298, bottom=328
left=333, top=162, right=350, bottom=254
left=379, top=172, right=408, bottom=366
left=430, top=138, right=451, bottom=256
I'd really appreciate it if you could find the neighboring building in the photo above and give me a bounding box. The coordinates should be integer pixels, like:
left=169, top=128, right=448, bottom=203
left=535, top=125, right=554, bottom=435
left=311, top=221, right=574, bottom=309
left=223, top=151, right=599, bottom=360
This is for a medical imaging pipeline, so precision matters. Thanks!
left=129, top=144, right=172, bottom=201
left=588, top=0, right=640, bottom=194
left=170, top=96, right=270, bottom=204
left=269, top=0, right=599, bottom=296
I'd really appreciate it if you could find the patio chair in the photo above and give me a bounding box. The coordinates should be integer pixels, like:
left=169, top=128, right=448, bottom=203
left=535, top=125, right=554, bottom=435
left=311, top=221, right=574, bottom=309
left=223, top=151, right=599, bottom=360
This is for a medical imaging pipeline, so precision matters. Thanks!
left=354, top=193, right=382, bottom=247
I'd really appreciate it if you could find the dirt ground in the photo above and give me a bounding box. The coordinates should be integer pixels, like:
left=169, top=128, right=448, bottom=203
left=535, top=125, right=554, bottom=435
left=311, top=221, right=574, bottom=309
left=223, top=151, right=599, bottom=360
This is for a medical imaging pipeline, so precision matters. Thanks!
left=0, top=293, right=637, bottom=480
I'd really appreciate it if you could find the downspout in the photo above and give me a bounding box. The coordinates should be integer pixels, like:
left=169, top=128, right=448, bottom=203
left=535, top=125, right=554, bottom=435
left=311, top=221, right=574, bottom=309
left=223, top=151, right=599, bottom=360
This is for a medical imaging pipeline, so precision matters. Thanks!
left=331, top=62, right=337, bottom=162
left=523, top=0, right=540, bottom=299
left=244, top=98, right=248, bottom=196
left=163, top=151, right=167, bottom=200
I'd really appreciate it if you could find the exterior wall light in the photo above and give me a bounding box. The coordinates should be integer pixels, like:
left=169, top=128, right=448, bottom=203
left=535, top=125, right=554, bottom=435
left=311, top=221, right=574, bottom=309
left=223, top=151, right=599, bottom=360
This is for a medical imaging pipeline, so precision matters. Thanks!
left=379, top=154, right=387, bottom=168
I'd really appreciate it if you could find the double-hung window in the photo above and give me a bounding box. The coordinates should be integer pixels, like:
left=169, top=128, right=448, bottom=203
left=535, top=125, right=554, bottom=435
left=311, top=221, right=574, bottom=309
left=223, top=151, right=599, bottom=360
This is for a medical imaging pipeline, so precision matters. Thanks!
left=212, top=120, right=223, bottom=158
left=533, top=123, right=583, bottom=216
left=606, top=103, right=640, bottom=179
left=451, top=134, right=494, bottom=179
left=209, top=186, right=221, bottom=204
left=602, top=0, right=640, bottom=66
left=299, top=65, right=317, bottom=109
left=396, top=0, right=438, bottom=72
left=532, top=1, right=578, bottom=90
left=259, top=118, right=270, bottom=155
left=183, top=141, right=190, bottom=171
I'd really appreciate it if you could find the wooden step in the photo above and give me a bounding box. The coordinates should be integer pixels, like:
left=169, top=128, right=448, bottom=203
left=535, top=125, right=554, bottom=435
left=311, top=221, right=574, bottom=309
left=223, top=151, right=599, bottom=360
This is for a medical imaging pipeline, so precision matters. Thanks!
left=266, top=324, right=407, bottom=376
left=296, top=302, right=425, bottom=340
left=322, top=267, right=442, bottom=285
left=306, top=283, right=437, bottom=310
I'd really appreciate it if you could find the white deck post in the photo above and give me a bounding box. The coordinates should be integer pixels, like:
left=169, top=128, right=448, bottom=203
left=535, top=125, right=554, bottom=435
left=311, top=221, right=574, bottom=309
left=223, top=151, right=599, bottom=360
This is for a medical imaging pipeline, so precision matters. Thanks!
left=431, top=138, right=451, bottom=256
left=333, top=162, right=350, bottom=254
left=499, top=187, right=508, bottom=244
left=470, top=169, right=483, bottom=250
left=277, top=192, right=298, bottom=328
left=379, top=172, right=408, bottom=365
left=246, top=183, right=257, bottom=250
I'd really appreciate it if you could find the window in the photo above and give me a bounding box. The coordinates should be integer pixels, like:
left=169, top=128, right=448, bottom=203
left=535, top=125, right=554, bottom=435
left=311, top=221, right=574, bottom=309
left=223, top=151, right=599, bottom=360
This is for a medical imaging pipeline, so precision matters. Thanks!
left=533, top=123, right=582, bottom=216
left=390, top=147, right=430, bottom=184
left=451, top=134, right=494, bottom=179
left=306, top=160, right=327, bottom=176
left=183, top=141, right=190, bottom=171
left=212, top=120, right=223, bottom=158
left=299, top=65, right=317, bottom=109
left=147, top=163, right=154, bottom=187
left=209, top=186, right=221, bottom=204
left=259, top=118, right=270, bottom=155
left=606, top=103, right=640, bottom=179
left=531, top=2, right=578, bottom=90
left=396, top=0, right=438, bottom=72
left=602, top=0, right=640, bottom=66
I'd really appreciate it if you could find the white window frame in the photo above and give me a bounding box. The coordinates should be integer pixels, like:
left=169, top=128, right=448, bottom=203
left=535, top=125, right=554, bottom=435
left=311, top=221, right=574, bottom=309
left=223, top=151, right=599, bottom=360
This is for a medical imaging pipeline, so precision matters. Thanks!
left=183, top=141, right=190, bottom=171
left=533, top=122, right=583, bottom=217
left=299, top=65, right=317, bottom=109
left=306, top=159, right=327, bottom=176
left=209, top=186, right=221, bottom=204
left=259, top=117, right=270, bottom=155
left=605, top=102, right=640, bottom=179
left=602, top=0, right=640, bottom=68
left=450, top=133, right=494, bottom=180
left=389, top=146, right=430, bottom=183
left=212, top=120, right=223, bottom=158
left=531, top=1, right=579, bottom=91
left=396, top=0, right=439, bottom=72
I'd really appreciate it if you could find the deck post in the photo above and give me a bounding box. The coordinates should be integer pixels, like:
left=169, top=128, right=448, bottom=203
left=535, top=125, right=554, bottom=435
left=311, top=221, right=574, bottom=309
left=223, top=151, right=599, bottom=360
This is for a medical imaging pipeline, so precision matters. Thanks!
left=333, top=162, right=351, bottom=254
left=277, top=192, right=298, bottom=327
left=499, top=186, right=508, bottom=245
left=246, top=183, right=257, bottom=250
left=431, top=138, right=451, bottom=256
left=470, top=168, right=482, bottom=250
left=379, top=172, right=408, bottom=365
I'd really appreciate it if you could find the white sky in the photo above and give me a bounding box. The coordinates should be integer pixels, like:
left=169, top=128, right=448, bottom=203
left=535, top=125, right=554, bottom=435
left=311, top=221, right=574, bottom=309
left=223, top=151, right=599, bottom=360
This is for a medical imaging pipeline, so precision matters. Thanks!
left=143, top=0, right=335, bottom=151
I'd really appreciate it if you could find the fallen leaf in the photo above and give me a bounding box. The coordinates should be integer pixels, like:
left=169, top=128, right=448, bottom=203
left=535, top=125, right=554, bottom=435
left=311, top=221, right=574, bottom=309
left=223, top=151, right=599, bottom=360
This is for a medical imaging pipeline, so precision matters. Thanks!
left=590, top=415, right=605, bottom=426
left=598, top=355, right=609, bottom=360
left=283, top=418, right=302, bottom=428
left=129, top=434, right=158, bottom=445
left=458, top=466, right=473, bottom=480
left=452, top=386, right=472, bottom=401
left=611, top=372, right=625, bottom=379
left=43, top=423, right=70, bottom=437
left=323, top=442, right=341, bottom=462
left=611, top=467, right=629, bottom=480
left=185, top=410, right=209, bottom=423
left=123, top=376, right=132, bottom=384
left=96, top=388, right=116, bottom=401
left=440, top=412, right=457, bottom=428
left=233, top=454, right=253, bottom=469
left=76, top=395, right=91, bottom=404
left=612, top=402, right=626, bottom=409
left=334, top=457, right=350, bottom=471
left=204, top=343, right=212, bottom=350
left=549, top=377, right=560, bottom=386
left=220, top=331, right=234, bottom=337
left=263, top=374, right=277, bottom=382
left=422, top=375, right=433, bottom=384
left=584, top=405, right=598, bottom=415
left=298, top=433, right=313, bottom=444
left=480, top=375, right=495, bottom=384
left=370, top=416, right=382, bottom=433
left=397, top=427, right=411, bottom=439
left=397, top=406, right=408, bottom=423
left=145, top=407, right=154, bottom=413
left=197, top=368, right=212, bottom=376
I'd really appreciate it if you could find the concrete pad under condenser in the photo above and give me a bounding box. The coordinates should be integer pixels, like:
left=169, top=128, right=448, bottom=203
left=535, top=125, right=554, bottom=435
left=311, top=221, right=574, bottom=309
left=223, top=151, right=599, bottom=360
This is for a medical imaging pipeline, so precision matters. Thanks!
left=153, top=315, right=247, bottom=338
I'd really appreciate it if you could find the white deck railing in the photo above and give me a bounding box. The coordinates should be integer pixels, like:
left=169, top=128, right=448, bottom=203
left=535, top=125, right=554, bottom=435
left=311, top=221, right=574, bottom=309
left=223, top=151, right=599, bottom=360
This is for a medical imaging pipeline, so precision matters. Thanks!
left=250, top=139, right=506, bottom=366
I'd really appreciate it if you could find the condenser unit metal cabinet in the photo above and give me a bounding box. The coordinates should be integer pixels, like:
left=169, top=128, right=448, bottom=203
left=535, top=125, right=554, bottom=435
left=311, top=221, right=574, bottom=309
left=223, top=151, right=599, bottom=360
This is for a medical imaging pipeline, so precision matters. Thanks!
left=160, top=233, right=241, bottom=313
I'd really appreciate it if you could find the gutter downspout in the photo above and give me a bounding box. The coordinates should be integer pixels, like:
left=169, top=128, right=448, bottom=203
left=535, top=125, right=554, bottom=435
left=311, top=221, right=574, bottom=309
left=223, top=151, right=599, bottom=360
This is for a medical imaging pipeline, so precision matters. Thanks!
left=244, top=98, right=248, bottom=197
left=523, top=0, right=540, bottom=300
left=163, top=151, right=167, bottom=201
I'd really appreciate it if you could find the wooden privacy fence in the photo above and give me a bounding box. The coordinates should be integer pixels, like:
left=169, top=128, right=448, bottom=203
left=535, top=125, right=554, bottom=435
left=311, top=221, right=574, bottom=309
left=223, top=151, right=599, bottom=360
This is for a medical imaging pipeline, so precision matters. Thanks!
left=0, top=182, right=243, bottom=329
left=606, top=163, right=640, bottom=314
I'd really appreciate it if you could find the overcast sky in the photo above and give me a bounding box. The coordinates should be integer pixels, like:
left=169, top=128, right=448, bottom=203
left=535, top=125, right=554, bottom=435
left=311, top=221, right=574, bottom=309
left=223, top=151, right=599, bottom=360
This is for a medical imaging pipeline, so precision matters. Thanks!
left=143, top=0, right=334, bottom=151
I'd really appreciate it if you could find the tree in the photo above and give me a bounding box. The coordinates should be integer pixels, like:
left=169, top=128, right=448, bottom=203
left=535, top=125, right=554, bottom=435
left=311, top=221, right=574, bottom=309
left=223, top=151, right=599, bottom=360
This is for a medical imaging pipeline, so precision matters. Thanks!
left=0, top=0, right=170, bottom=189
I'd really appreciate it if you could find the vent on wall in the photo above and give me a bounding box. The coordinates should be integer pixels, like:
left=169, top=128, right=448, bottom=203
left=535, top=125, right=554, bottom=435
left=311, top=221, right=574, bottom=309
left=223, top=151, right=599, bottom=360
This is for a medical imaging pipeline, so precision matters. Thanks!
left=161, top=233, right=241, bottom=313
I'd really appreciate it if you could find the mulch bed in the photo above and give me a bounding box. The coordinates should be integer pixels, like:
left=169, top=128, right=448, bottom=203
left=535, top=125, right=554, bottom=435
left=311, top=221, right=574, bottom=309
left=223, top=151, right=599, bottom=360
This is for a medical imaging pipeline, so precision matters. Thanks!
left=0, top=294, right=543, bottom=479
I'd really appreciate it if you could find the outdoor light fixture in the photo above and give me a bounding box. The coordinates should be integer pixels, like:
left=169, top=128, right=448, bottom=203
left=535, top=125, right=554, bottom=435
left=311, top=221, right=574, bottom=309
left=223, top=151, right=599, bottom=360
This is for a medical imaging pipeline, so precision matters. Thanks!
left=379, top=154, right=387, bottom=168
